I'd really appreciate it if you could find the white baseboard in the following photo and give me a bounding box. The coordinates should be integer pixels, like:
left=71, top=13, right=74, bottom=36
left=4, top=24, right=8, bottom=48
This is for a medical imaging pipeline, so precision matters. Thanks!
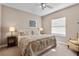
left=0, top=44, right=7, bottom=48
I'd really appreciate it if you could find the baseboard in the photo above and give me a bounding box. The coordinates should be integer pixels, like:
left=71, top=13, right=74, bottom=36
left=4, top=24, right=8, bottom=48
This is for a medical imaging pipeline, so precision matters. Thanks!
left=0, top=44, right=7, bottom=48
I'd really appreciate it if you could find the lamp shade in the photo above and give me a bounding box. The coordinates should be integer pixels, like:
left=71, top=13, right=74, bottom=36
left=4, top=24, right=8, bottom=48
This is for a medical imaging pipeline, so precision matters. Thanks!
left=9, top=27, right=15, bottom=32
left=39, top=27, right=43, bottom=31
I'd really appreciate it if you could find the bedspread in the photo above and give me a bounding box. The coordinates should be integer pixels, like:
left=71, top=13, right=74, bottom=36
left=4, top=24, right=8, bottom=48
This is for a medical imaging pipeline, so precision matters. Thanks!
left=18, top=34, right=56, bottom=56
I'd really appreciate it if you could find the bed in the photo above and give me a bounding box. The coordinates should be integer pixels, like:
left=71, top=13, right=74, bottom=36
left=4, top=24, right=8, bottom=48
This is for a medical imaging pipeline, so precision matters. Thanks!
left=18, top=34, right=56, bottom=56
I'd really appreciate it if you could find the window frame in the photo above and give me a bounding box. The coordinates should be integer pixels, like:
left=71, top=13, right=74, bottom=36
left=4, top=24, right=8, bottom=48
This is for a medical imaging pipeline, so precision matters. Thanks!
left=51, top=17, right=66, bottom=36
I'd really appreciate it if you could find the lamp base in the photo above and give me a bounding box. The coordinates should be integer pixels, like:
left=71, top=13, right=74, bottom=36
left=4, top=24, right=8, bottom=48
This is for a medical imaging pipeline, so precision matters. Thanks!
left=11, top=31, right=14, bottom=36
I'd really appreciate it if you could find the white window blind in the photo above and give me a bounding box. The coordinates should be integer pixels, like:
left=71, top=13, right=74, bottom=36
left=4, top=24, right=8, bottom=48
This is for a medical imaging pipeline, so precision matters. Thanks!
left=51, top=17, right=66, bottom=36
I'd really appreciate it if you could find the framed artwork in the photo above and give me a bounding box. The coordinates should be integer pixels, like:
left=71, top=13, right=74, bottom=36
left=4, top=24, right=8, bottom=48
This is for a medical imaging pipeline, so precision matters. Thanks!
left=29, top=20, right=37, bottom=27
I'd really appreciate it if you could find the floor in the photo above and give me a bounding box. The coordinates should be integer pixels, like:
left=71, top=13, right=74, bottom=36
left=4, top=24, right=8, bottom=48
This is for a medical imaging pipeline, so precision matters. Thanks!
left=42, top=41, right=76, bottom=56
left=0, top=46, right=20, bottom=56
left=0, top=37, right=77, bottom=56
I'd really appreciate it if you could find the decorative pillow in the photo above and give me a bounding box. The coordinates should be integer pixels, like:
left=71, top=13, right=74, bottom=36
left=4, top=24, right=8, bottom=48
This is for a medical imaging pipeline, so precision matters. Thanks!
left=17, top=28, right=40, bottom=36
left=17, top=30, right=26, bottom=36
left=19, top=32, right=25, bottom=36
left=30, top=28, right=40, bottom=35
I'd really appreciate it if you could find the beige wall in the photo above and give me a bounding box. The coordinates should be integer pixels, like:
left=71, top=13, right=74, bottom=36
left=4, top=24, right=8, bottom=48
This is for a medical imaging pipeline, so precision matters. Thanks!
left=0, top=5, right=1, bottom=41
left=1, top=5, right=42, bottom=45
left=42, top=4, right=79, bottom=41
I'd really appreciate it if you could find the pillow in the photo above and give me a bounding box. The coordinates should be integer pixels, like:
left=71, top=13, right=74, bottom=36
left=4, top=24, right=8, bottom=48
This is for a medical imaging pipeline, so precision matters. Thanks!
left=17, top=28, right=40, bottom=36
left=19, top=32, right=25, bottom=36
left=30, top=28, right=40, bottom=35
left=17, top=30, right=26, bottom=36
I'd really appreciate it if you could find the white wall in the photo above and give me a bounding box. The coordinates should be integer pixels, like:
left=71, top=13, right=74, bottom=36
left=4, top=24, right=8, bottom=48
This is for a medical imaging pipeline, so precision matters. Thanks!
left=1, top=5, right=42, bottom=44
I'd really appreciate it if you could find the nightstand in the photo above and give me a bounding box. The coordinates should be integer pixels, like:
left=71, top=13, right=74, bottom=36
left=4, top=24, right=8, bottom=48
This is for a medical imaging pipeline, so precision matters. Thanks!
left=7, top=36, right=18, bottom=47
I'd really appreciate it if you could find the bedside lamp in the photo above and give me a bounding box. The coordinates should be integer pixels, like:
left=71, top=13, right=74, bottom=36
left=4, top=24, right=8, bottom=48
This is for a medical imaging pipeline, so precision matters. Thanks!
left=39, top=27, right=43, bottom=34
left=9, top=27, right=15, bottom=36
left=39, top=27, right=43, bottom=31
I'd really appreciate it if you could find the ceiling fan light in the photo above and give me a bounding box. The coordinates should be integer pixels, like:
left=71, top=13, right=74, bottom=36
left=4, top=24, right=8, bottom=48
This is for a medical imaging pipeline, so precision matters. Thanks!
left=40, top=5, right=42, bottom=8
left=40, top=3, right=47, bottom=10
left=42, top=4, right=46, bottom=7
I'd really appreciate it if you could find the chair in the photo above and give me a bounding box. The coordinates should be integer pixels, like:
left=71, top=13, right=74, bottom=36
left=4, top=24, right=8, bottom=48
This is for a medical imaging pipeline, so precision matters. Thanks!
left=68, top=38, right=79, bottom=56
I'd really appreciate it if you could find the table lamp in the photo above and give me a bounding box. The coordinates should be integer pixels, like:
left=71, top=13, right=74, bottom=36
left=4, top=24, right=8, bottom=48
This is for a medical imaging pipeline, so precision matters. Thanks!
left=39, top=27, right=43, bottom=34
left=9, top=27, right=15, bottom=36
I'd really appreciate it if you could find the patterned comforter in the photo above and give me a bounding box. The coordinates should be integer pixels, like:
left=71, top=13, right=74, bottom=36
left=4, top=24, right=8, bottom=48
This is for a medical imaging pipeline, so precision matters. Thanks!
left=18, top=34, right=56, bottom=56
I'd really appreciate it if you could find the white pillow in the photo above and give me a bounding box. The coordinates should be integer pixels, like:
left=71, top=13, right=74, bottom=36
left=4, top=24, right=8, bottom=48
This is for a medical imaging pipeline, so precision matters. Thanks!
left=17, top=28, right=40, bottom=36
left=30, top=28, right=40, bottom=35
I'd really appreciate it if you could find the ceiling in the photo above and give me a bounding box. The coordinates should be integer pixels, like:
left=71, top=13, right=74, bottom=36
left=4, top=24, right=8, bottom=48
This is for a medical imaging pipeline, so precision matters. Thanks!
left=2, top=3, right=76, bottom=16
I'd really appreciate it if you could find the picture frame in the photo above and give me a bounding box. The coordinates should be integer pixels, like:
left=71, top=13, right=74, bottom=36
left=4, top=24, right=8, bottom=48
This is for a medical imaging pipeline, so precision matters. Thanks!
left=29, top=20, right=37, bottom=27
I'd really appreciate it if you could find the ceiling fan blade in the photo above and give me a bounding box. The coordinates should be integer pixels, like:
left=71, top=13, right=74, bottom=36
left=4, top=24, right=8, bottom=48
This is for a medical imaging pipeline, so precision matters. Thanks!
left=40, top=3, right=46, bottom=10
left=46, top=5, right=53, bottom=9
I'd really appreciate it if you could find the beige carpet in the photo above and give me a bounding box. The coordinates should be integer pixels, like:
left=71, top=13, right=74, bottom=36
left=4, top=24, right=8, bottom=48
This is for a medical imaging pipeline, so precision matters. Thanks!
left=0, top=46, right=21, bottom=56
left=0, top=36, right=77, bottom=56
left=0, top=42, right=77, bottom=56
left=42, top=41, right=76, bottom=56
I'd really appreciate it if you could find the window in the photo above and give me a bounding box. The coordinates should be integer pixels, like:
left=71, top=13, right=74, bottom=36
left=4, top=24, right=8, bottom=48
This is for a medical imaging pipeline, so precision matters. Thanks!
left=51, top=17, right=66, bottom=36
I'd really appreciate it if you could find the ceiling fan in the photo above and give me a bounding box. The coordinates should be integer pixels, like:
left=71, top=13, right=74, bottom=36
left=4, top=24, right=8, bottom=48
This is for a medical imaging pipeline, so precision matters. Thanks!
left=40, top=3, right=53, bottom=10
